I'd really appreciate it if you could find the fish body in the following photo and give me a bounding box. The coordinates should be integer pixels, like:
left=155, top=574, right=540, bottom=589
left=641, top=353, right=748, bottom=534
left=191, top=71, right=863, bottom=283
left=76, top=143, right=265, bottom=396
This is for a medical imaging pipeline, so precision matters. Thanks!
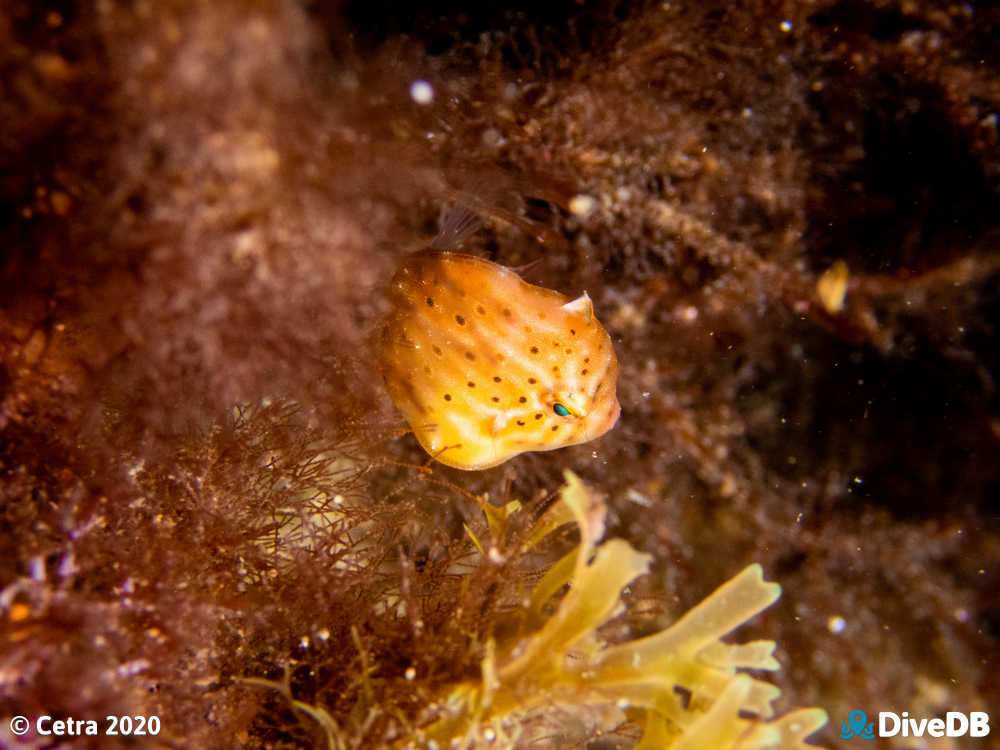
left=378, top=251, right=620, bottom=470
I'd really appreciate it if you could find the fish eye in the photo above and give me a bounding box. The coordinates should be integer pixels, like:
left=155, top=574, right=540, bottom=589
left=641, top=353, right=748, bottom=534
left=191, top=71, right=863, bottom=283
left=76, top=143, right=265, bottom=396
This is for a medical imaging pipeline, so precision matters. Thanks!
left=552, top=403, right=572, bottom=417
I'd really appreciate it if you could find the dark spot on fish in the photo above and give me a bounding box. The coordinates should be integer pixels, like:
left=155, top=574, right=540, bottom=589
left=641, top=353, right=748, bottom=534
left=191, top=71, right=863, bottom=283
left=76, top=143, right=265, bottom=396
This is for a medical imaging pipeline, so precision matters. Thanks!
left=465, top=351, right=475, bottom=361
left=516, top=420, right=525, bottom=426
left=528, top=377, right=537, bottom=384
left=426, top=297, right=434, bottom=306
left=530, top=346, right=539, bottom=354
left=476, top=305, right=486, bottom=315
left=552, top=365, right=559, bottom=372
left=491, top=396, right=500, bottom=403
left=502, top=308, right=512, bottom=318
left=456, top=315, right=465, bottom=325
left=582, top=369, right=589, bottom=375
left=467, top=381, right=475, bottom=388
left=584, top=357, right=590, bottom=363
left=553, top=342, right=560, bottom=347
left=493, top=376, right=502, bottom=382
left=433, top=346, right=442, bottom=355
left=535, top=413, right=543, bottom=420
left=444, top=394, right=452, bottom=401
left=565, top=348, right=572, bottom=354
left=519, top=396, right=527, bottom=403
left=570, top=329, right=576, bottom=336
left=538, top=312, right=546, bottom=319
left=524, top=325, right=532, bottom=333
left=551, top=425, right=559, bottom=431
left=424, top=366, right=431, bottom=374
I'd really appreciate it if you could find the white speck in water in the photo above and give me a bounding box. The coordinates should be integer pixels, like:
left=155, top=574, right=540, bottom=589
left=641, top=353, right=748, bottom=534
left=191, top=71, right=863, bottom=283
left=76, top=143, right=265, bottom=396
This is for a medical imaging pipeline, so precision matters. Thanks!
left=827, top=616, right=846, bottom=634
left=29, top=555, right=45, bottom=582
left=58, top=550, right=76, bottom=578
left=116, top=659, right=151, bottom=678
left=409, top=79, right=434, bottom=104
left=954, top=608, right=969, bottom=623
left=569, top=194, right=597, bottom=217
left=626, top=489, right=653, bottom=507
left=780, top=20, right=793, bottom=32
left=405, top=666, right=416, bottom=680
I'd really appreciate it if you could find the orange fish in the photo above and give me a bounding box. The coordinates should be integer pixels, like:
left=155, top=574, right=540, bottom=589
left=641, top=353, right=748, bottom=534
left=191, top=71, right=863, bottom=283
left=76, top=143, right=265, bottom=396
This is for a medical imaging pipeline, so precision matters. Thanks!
left=378, top=251, right=620, bottom=470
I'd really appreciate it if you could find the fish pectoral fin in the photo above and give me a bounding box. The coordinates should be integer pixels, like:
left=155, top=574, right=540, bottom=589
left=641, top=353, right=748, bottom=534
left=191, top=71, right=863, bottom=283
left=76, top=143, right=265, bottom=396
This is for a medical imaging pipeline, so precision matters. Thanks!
left=491, top=413, right=509, bottom=435
left=562, top=292, right=593, bottom=321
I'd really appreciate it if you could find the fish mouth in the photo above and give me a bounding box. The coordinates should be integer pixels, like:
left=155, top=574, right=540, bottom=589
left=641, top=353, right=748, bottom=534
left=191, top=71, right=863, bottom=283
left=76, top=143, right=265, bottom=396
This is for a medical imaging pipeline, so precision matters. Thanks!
left=599, top=398, right=621, bottom=436
left=575, top=398, right=619, bottom=443
left=571, top=398, right=619, bottom=447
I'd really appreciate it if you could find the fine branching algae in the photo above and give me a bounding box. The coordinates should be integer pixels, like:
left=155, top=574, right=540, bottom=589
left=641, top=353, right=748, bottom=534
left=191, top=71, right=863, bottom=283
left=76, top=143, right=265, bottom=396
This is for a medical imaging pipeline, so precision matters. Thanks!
left=253, top=471, right=827, bottom=749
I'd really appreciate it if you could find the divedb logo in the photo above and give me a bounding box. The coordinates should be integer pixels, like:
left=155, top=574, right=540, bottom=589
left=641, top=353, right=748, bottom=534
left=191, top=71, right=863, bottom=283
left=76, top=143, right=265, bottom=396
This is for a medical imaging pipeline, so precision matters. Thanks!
left=840, top=709, right=991, bottom=740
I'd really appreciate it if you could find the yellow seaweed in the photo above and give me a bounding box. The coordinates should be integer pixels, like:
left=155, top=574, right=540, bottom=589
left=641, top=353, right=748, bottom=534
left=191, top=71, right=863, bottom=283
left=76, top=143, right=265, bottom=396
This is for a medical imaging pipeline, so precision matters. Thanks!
left=416, top=472, right=828, bottom=749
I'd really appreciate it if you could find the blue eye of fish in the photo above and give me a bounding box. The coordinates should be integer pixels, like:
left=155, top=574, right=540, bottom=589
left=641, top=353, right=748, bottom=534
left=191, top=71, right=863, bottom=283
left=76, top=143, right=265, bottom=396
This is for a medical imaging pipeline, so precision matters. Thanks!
left=553, top=403, right=572, bottom=417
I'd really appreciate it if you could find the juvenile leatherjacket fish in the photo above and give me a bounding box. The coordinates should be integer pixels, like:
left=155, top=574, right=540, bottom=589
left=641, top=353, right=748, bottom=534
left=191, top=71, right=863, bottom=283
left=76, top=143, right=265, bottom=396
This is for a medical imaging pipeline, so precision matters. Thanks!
left=379, top=251, right=620, bottom=470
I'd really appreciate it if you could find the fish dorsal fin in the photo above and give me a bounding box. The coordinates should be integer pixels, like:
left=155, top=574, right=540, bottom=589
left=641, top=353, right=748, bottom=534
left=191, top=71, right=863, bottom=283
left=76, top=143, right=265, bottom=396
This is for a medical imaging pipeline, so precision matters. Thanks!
left=562, top=292, right=593, bottom=321
left=433, top=205, right=482, bottom=249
